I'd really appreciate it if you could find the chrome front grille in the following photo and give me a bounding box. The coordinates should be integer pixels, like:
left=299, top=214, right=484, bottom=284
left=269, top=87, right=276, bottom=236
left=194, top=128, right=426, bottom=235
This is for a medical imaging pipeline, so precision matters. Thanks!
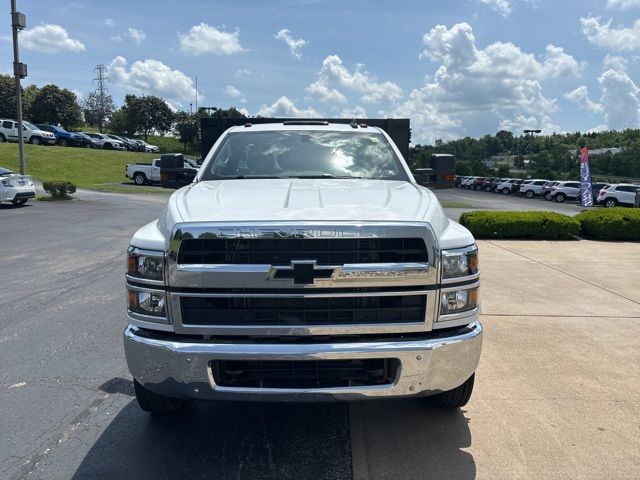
left=177, top=238, right=428, bottom=265
left=167, top=222, right=439, bottom=335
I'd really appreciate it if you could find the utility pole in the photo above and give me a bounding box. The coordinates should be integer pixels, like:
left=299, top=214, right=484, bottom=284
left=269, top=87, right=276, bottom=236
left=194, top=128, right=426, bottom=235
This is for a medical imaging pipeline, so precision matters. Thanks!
left=523, top=129, right=541, bottom=174
left=195, top=76, right=198, bottom=113
left=11, top=0, right=27, bottom=174
left=92, top=64, right=109, bottom=132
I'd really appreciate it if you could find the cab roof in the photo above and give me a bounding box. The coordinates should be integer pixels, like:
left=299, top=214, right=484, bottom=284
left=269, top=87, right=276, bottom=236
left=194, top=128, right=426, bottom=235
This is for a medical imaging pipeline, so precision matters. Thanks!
left=227, top=122, right=384, bottom=134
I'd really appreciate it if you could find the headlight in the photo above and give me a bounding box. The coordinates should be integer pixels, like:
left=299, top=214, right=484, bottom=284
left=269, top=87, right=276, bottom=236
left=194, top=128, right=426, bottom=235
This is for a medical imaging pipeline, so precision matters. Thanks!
left=128, top=289, right=166, bottom=317
left=440, top=286, right=478, bottom=315
left=441, top=245, right=478, bottom=280
left=127, top=247, right=164, bottom=281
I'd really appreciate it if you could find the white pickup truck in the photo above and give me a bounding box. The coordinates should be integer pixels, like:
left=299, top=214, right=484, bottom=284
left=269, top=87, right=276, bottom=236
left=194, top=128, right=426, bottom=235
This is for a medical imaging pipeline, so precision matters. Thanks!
left=0, top=120, right=57, bottom=145
left=126, top=160, right=162, bottom=185
left=123, top=122, right=483, bottom=414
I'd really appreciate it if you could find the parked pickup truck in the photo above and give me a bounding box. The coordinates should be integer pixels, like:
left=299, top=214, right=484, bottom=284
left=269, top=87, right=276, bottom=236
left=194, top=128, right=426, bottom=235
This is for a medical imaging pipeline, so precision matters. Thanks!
left=123, top=122, right=483, bottom=414
left=126, top=160, right=162, bottom=185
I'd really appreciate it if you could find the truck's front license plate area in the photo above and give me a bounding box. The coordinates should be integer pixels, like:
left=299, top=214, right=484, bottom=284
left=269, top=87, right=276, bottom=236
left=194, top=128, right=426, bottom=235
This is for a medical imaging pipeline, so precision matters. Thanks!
left=211, top=358, right=398, bottom=389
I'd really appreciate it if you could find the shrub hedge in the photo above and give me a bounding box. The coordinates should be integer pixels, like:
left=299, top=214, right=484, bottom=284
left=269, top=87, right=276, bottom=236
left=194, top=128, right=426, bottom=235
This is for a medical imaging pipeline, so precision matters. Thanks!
left=459, top=211, right=581, bottom=240
left=575, top=208, right=640, bottom=241
left=42, top=180, right=77, bottom=199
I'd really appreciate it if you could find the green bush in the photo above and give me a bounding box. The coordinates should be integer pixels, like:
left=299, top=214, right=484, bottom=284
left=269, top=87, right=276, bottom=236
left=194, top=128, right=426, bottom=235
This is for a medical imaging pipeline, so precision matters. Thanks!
left=575, top=208, right=640, bottom=241
left=42, top=180, right=77, bottom=199
left=459, top=211, right=580, bottom=240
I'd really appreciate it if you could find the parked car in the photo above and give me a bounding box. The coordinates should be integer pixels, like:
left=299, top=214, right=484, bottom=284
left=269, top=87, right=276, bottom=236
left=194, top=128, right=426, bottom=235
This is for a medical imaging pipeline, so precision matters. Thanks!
left=549, top=181, right=581, bottom=203
left=596, top=183, right=640, bottom=207
left=126, top=159, right=162, bottom=185
left=455, top=176, right=468, bottom=187
left=541, top=181, right=560, bottom=200
left=81, top=132, right=126, bottom=150
left=495, top=178, right=522, bottom=195
left=518, top=179, right=549, bottom=198
left=131, top=139, right=160, bottom=153
left=107, top=134, right=139, bottom=151
left=486, top=177, right=503, bottom=192
left=590, top=182, right=608, bottom=200
left=35, top=124, right=85, bottom=147
left=0, top=167, right=36, bottom=205
left=462, top=176, right=478, bottom=188
left=0, top=119, right=56, bottom=145
left=480, top=177, right=497, bottom=191
left=74, top=132, right=101, bottom=149
left=470, top=177, right=487, bottom=191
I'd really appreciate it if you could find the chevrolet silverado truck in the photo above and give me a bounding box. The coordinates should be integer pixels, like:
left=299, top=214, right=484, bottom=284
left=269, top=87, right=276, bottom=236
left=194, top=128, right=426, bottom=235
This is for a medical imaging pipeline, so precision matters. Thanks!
left=124, top=121, right=482, bottom=414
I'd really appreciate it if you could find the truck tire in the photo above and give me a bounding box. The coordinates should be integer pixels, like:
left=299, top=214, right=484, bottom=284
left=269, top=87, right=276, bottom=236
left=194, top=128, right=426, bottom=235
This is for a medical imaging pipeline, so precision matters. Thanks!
left=133, top=172, right=147, bottom=185
left=134, top=379, right=183, bottom=414
left=30, top=136, right=41, bottom=145
left=104, top=142, right=113, bottom=150
left=604, top=198, right=618, bottom=208
left=430, top=374, right=475, bottom=409
left=58, top=138, right=68, bottom=147
left=11, top=198, right=28, bottom=205
left=0, top=133, right=6, bottom=142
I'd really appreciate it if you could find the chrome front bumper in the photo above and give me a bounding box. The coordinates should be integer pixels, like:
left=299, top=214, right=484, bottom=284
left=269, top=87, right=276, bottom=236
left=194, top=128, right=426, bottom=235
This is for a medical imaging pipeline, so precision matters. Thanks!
left=124, top=321, right=483, bottom=401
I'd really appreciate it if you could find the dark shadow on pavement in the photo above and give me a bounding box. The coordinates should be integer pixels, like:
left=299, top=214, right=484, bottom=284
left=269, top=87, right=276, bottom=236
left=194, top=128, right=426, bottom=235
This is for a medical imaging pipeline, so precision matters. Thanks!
left=72, top=399, right=351, bottom=480
left=351, top=398, right=475, bottom=480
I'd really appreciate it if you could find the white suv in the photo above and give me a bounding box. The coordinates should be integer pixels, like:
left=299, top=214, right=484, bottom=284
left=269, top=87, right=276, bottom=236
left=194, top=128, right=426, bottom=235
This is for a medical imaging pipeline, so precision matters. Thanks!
left=596, top=183, right=640, bottom=208
left=0, top=119, right=56, bottom=145
left=518, top=179, right=550, bottom=198
left=549, top=181, right=581, bottom=203
left=495, top=178, right=521, bottom=195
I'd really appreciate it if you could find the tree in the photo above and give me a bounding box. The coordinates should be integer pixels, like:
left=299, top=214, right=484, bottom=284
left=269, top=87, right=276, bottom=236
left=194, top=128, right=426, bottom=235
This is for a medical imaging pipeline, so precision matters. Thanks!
left=30, top=84, right=82, bottom=129
left=198, top=106, right=246, bottom=119
left=82, top=91, right=114, bottom=133
left=22, top=84, right=39, bottom=120
left=0, top=74, right=17, bottom=118
left=174, top=111, right=199, bottom=152
left=132, top=95, right=174, bottom=140
left=497, top=165, right=510, bottom=177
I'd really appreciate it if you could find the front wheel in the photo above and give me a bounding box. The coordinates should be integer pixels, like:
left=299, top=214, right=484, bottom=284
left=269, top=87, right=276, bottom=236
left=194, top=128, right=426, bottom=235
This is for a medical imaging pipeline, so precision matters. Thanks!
left=501, top=188, right=510, bottom=195
left=134, top=379, right=183, bottom=414
left=11, top=198, right=28, bottom=205
left=525, top=190, right=534, bottom=198
left=30, top=137, right=41, bottom=145
left=604, top=198, right=618, bottom=208
left=84, top=143, right=92, bottom=149
left=555, top=193, right=566, bottom=203
left=0, top=133, right=6, bottom=142
left=430, top=374, right=475, bottom=409
left=133, top=173, right=147, bottom=185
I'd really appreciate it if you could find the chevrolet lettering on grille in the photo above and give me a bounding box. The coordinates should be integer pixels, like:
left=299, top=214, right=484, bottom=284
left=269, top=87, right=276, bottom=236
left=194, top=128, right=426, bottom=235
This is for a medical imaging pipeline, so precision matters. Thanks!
left=267, top=260, right=336, bottom=285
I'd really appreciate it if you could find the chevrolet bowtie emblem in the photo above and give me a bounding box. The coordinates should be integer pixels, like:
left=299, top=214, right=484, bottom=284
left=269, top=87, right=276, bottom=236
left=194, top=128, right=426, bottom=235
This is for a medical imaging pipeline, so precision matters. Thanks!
left=268, top=260, right=336, bottom=285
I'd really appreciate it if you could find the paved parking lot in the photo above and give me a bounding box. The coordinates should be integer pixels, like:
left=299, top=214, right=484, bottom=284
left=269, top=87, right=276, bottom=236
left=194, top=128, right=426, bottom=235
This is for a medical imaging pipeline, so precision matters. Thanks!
left=435, top=187, right=586, bottom=221
left=1, top=191, right=638, bottom=479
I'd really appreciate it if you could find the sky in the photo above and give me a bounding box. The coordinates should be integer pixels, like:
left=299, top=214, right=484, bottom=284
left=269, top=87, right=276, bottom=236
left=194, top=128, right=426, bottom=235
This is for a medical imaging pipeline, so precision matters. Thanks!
left=1, top=0, right=640, bottom=144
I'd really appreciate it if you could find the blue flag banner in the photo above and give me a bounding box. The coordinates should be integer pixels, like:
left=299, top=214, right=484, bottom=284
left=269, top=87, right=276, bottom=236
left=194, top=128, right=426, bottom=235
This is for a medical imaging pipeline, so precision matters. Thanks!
left=580, top=147, right=594, bottom=207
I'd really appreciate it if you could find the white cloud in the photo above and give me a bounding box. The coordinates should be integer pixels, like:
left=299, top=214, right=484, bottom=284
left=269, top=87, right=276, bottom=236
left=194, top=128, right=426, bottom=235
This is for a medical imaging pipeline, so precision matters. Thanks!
left=225, top=85, right=246, bottom=103
left=18, top=24, right=85, bottom=53
left=565, top=86, right=604, bottom=113
left=306, top=55, right=402, bottom=104
left=607, top=0, right=640, bottom=10
left=257, top=96, right=321, bottom=117
left=107, top=56, right=201, bottom=108
left=478, top=0, right=512, bottom=16
left=127, top=28, right=146, bottom=45
left=603, top=54, right=629, bottom=73
left=598, top=69, right=640, bottom=129
left=234, top=68, right=251, bottom=78
left=339, top=105, right=367, bottom=119
left=274, top=28, right=306, bottom=59
left=580, top=16, right=640, bottom=52
left=104, top=19, right=114, bottom=27
left=391, top=22, right=582, bottom=143
left=178, top=23, right=246, bottom=55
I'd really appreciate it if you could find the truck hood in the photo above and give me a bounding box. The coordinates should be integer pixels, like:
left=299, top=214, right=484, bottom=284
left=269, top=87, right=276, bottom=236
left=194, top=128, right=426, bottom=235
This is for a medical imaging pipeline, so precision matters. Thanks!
left=172, top=179, right=433, bottom=223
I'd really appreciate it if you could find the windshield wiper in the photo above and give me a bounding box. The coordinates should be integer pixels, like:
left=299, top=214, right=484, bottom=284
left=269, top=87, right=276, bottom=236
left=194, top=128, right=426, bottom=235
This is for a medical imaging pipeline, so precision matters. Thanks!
left=209, top=175, right=283, bottom=179
left=290, top=174, right=362, bottom=179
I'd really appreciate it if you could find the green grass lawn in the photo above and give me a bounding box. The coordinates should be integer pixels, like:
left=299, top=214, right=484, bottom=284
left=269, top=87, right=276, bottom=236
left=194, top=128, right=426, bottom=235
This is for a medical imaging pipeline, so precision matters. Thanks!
left=0, top=143, right=175, bottom=194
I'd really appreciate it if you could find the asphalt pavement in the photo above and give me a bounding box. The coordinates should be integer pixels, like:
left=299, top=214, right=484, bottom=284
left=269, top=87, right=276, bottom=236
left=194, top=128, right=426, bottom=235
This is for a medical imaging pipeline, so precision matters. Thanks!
left=1, top=189, right=638, bottom=480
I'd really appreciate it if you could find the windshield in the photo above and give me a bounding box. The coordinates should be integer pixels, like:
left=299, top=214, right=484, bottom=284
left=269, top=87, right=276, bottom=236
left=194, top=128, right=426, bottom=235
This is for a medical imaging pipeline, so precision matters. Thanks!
left=0, top=167, right=15, bottom=176
left=201, top=130, right=408, bottom=180
left=23, top=122, right=37, bottom=130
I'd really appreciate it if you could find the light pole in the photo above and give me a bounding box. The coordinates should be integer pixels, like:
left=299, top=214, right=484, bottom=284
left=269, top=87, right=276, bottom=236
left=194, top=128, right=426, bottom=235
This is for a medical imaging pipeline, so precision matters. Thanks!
left=10, top=0, right=27, bottom=175
left=523, top=129, right=541, bottom=174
